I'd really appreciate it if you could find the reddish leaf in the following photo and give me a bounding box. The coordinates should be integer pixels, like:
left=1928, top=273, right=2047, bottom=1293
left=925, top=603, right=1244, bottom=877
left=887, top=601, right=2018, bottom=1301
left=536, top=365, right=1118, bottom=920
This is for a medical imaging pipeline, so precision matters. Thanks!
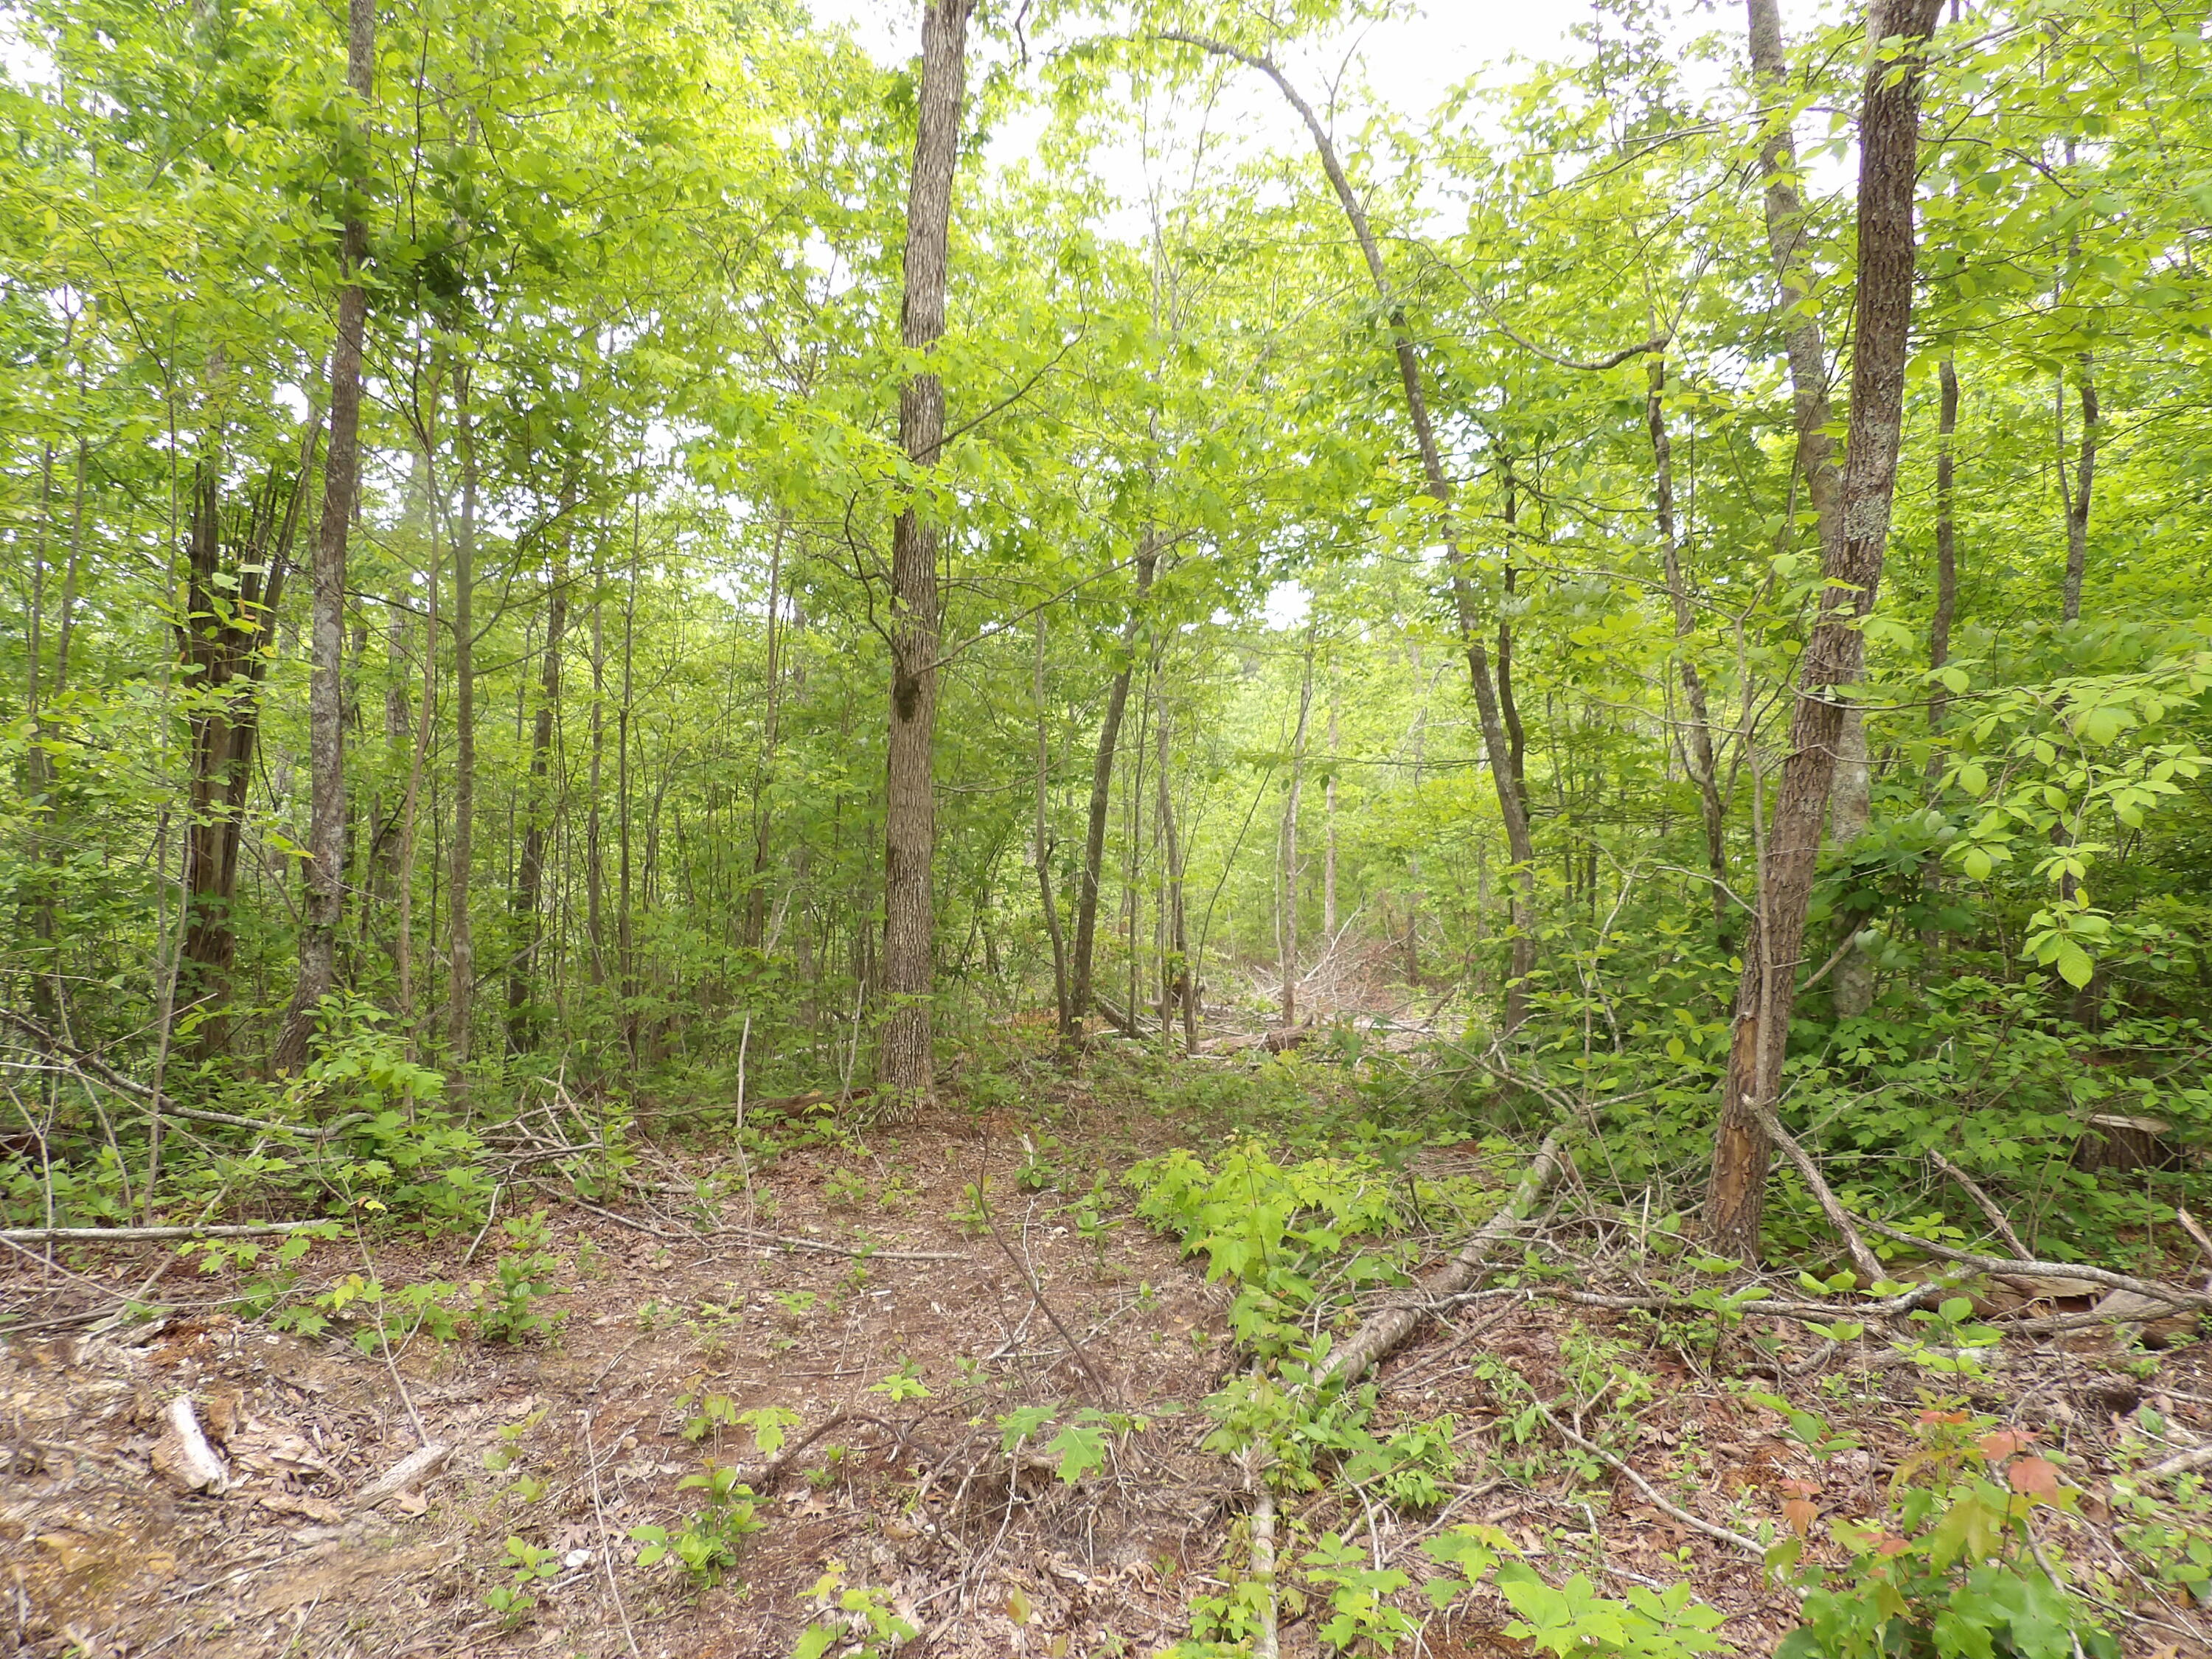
left=1978, top=1429, right=2034, bottom=1461
left=1781, top=1498, right=1818, bottom=1537
left=2008, top=1455, right=2062, bottom=1497
left=1778, top=1478, right=1820, bottom=1499
left=1875, top=1534, right=1911, bottom=1558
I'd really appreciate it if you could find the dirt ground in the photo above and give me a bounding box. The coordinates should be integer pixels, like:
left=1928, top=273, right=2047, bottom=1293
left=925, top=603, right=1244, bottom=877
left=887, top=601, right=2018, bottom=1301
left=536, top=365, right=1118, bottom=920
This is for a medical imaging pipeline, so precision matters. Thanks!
left=4, top=1053, right=2209, bottom=1658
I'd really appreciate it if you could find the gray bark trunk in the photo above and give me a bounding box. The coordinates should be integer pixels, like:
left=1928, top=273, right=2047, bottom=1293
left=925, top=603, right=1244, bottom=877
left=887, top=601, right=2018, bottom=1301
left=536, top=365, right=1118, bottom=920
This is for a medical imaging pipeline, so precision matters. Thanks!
left=878, top=0, right=973, bottom=1102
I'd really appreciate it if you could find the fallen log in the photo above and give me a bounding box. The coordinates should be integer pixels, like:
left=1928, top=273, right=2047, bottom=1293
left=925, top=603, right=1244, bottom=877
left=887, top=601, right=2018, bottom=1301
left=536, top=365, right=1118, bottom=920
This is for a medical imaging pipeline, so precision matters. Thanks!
left=1, top=1220, right=336, bottom=1244
left=1322, top=1126, right=1568, bottom=1386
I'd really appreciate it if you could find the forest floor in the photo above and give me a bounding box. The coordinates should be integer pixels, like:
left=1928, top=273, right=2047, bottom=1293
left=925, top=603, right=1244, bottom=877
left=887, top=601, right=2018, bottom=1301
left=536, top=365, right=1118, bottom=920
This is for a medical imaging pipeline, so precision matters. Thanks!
left=4, top=1004, right=2211, bottom=1658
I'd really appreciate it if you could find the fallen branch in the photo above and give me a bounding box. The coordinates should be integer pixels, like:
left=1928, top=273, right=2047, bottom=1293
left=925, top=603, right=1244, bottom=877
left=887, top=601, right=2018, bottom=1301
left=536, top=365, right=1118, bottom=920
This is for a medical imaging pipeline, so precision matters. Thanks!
left=2143, top=1442, right=2212, bottom=1484
left=355, top=1442, right=453, bottom=1509
left=1929, top=1150, right=2032, bottom=1261
left=1859, top=1217, right=2212, bottom=1312
left=1746, top=1102, right=1884, bottom=1285
left=1, top=1220, right=335, bottom=1244
left=1324, top=1127, right=1568, bottom=1385
left=1531, top=1402, right=1764, bottom=1559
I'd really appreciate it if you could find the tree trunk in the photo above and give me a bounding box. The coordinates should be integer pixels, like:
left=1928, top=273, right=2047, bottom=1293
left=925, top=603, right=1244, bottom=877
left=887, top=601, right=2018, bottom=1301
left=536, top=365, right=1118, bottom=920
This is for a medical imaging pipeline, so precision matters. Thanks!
left=179, top=428, right=318, bottom=1052
left=878, top=0, right=973, bottom=1103
left=272, top=0, right=374, bottom=1077
left=1069, top=543, right=1158, bottom=1024
left=1034, top=613, right=1071, bottom=1035
left=1704, top=0, right=1945, bottom=1262
left=745, top=515, right=787, bottom=950
left=1929, top=354, right=1960, bottom=728
left=1279, top=627, right=1317, bottom=1028
left=2060, top=355, right=2097, bottom=624
left=445, top=380, right=478, bottom=1072
left=1157, top=684, right=1197, bottom=1052
left=1323, top=686, right=1339, bottom=940
left=1828, top=709, right=1874, bottom=1018
left=1159, top=35, right=1542, bottom=1032
left=507, top=539, right=568, bottom=1052
left=1646, top=357, right=1732, bottom=950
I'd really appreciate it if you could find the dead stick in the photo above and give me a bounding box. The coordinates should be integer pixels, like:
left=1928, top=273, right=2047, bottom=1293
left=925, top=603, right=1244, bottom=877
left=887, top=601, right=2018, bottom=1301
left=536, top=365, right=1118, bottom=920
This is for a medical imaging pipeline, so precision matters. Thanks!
left=1859, top=1218, right=2212, bottom=1311
left=1929, top=1150, right=2031, bottom=1261
left=1745, top=1102, right=1885, bottom=1285
left=581, top=1412, right=646, bottom=1659
left=1, top=1220, right=334, bottom=1243
left=1533, top=1403, right=1764, bottom=1559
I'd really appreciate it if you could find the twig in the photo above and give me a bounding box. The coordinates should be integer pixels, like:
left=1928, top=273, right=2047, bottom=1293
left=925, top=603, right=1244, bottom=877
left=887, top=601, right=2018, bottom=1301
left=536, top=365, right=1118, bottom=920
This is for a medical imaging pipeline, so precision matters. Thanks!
left=1929, top=1150, right=2032, bottom=1261
left=2143, top=1442, right=2212, bottom=1484
left=582, top=1412, right=645, bottom=1659
left=1531, top=1403, right=1764, bottom=1559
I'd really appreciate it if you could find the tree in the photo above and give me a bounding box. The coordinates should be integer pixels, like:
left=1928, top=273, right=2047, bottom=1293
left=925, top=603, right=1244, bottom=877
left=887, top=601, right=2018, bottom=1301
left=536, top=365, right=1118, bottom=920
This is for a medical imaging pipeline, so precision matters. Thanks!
left=272, top=0, right=375, bottom=1077
left=879, top=0, right=975, bottom=1103
left=1703, top=0, right=1948, bottom=1260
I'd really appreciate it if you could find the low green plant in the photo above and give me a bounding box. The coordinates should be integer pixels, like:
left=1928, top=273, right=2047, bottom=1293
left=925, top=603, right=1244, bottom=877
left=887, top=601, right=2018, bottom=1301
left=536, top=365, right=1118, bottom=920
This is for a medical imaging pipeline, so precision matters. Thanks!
left=1423, top=1526, right=1733, bottom=1659
left=793, top=1562, right=918, bottom=1657
left=630, top=1461, right=763, bottom=1587
left=1763, top=1402, right=2118, bottom=1659
left=473, top=1209, right=566, bottom=1344
left=483, top=1535, right=560, bottom=1627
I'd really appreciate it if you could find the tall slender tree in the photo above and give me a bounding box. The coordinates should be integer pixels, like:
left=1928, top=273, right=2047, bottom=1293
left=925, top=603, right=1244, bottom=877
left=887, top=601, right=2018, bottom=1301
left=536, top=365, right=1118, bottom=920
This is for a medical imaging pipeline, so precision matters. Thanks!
left=879, top=0, right=973, bottom=1102
left=273, top=0, right=375, bottom=1076
left=1704, top=0, right=1948, bottom=1259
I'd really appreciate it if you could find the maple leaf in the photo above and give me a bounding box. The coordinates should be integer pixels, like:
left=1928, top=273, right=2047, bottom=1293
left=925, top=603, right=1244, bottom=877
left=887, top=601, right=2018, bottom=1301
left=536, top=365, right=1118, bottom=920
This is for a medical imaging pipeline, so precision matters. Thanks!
left=2008, top=1455, right=2061, bottom=1497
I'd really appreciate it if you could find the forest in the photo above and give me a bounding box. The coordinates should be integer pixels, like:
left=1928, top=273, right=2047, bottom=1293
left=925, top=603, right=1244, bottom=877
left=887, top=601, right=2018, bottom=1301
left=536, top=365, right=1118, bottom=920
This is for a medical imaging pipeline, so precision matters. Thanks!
left=5, top=0, right=2212, bottom=1653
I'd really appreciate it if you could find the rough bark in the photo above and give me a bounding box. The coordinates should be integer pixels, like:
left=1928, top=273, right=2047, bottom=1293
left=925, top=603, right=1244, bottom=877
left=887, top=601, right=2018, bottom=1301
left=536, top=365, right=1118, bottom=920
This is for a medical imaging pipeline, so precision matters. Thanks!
left=178, top=429, right=318, bottom=1049
left=878, top=0, right=973, bottom=1102
left=1069, top=543, right=1157, bottom=1024
left=1159, top=32, right=1539, bottom=1031
left=1705, top=0, right=1945, bottom=1261
left=1828, top=709, right=1874, bottom=1018
left=1646, top=358, right=1732, bottom=948
left=272, top=0, right=374, bottom=1076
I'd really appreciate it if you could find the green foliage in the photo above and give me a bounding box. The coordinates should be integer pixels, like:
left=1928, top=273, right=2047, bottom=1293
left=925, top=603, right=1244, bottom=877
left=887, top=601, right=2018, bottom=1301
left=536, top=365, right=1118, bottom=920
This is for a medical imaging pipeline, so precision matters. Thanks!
left=482, top=1536, right=560, bottom=1627
left=630, top=1462, right=762, bottom=1588
left=793, top=1563, right=917, bottom=1658
left=1128, top=1141, right=1413, bottom=1354
left=1764, top=1405, right=2115, bottom=1659
left=470, top=1210, right=566, bottom=1344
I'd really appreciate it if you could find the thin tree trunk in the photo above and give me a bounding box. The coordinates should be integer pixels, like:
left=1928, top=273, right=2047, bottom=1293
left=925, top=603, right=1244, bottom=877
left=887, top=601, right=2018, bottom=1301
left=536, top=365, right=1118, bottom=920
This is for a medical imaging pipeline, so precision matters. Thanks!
left=1323, top=685, right=1339, bottom=940
left=393, top=477, right=439, bottom=1049
left=445, top=378, right=477, bottom=1071
left=507, top=536, right=568, bottom=1052
left=618, top=494, right=639, bottom=1061
left=1157, top=684, right=1196, bottom=1051
left=878, top=0, right=973, bottom=1103
left=1705, top=0, right=1945, bottom=1261
left=745, top=514, right=787, bottom=950
left=1279, top=627, right=1317, bottom=1028
left=1160, top=32, right=1540, bottom=1029
left=1828, top=710, right=1874, bottom=1018
left=272, top=0, right=374, bottom=1076
left=1929, top=354, right=1960, bottom=727
left=1069, top=543, right=1158, bottom=1023
left=586, top=524, right=607, bottom=987
left=1034, top=613, right=1071, bottom=1035
left=1646, top=357, right=1732, bottom=948
left=2059, top=355, right=2097, bottom=624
